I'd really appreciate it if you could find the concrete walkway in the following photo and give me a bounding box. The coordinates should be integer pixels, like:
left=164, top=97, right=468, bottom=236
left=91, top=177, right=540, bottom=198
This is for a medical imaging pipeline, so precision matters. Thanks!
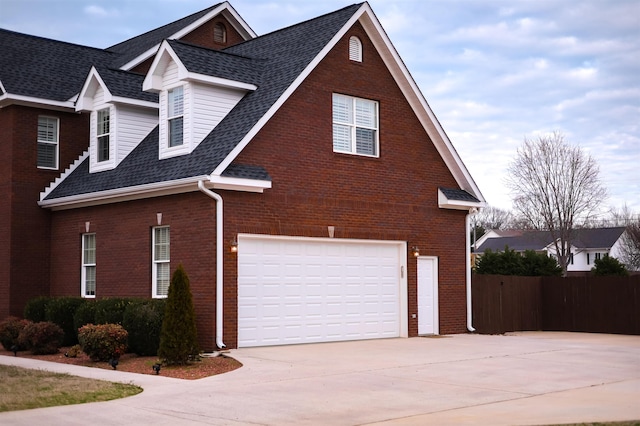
left=0, top=332, right=638, bottom=425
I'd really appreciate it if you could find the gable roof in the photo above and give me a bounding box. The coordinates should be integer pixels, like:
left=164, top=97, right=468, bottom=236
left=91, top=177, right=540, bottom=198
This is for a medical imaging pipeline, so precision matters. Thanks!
left=476, top=227, right=627, bottom=253
left=0, top=29, right=114, bottom=107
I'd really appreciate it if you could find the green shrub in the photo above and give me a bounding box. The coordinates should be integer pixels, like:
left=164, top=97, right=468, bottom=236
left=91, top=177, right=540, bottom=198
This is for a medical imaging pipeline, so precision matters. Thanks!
left=475, top=247, right=561, bottom=276
left=45, top=297, right=86, bottom=346
left=0, top=316, right=32, bottom=351
left=94, top=298, right=135, bottom=325
left=78, top=323, right=128, bottom=362
left=23, top=296, right=50, bottom=323
left=122, top=299, right=166, bottom=356
left=17, top=321, right=64, bottom=355
left=158, top=265, right=199, bottom=365
left=73, top=300, right=97, bottom=334
left=592, top=254, right=629, bottom=276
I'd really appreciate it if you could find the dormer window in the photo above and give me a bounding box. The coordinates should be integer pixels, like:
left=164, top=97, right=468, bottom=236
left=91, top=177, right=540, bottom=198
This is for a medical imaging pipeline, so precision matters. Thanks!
left=214, top=23, right=227, bottom=44
left=168, top=86, right=184, bottom=147
left=349, top=36, right=362, bottom=62
left=97, top=108, right=110, bottom=162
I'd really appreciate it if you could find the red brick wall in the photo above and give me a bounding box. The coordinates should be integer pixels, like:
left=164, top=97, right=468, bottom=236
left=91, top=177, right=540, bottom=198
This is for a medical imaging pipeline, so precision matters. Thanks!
left=180, top=16, right=247, bottom=49
left=0, top=107, right=15, bottom=319
left=0, top=105, right=90, bottom=317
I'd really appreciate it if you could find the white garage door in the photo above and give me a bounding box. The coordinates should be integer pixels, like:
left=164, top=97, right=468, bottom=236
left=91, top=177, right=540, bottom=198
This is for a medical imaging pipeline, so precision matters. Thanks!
left=238, top=235, right=404, bottom=348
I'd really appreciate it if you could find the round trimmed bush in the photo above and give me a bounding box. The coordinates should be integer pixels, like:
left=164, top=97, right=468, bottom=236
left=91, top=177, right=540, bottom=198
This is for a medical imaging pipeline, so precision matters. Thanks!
left=18, top=321, right=64, bottom=355
left=122, top=299, right=166, bottom=356
left=78, top=323, right=128, bottom=362
left=0, top=316, right=32, bottom=351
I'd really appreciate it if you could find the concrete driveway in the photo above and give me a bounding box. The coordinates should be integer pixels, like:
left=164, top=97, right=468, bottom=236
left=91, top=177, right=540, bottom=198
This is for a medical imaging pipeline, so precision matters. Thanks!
left=1, top=332, right=639, bottom=425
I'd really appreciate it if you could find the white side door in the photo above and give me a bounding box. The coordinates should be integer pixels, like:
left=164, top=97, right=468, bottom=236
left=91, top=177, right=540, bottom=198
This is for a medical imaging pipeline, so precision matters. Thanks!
left=417, top=256, right=439, bottom=335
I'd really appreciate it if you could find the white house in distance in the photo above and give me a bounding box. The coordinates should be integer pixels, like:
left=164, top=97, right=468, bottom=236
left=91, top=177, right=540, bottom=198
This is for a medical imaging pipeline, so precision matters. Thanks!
left=474, top=227, right=629, bottom=274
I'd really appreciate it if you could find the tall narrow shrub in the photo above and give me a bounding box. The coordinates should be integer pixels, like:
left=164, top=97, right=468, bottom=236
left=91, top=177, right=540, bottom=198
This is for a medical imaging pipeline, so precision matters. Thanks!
left=158, top=264, right=199, bottom=365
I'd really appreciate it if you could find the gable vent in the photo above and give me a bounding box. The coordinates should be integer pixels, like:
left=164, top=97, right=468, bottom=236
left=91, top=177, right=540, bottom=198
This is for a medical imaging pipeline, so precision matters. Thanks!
left=349, top=36, right=362, bottom=62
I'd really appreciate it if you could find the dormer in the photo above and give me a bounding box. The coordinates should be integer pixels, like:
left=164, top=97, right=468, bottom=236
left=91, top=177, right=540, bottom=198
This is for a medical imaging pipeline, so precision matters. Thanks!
left=77, top=67, right=159, bottom=173
left=143, top=40, right=258, bottom=160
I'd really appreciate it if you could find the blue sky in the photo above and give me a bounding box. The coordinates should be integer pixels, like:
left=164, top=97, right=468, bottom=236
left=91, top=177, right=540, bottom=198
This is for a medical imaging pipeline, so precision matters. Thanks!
left=2, top=0, right=638, bottom=214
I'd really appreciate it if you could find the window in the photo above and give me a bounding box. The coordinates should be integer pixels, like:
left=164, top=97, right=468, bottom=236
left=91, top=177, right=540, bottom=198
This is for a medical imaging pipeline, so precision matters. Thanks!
left=349, top=36, right=362, bottom=62
left=569, top=253, right=574, bottom=265
left=153, top=226, right=170, bottom=297
left=81, top=233, right=96, bottom=298
left=332, top=94, right=378, bottom=156
left=595, top=252, right=602, bottom=261
left=97, top=108, right=110, bottom=162
left=168, top=87, right=184, bottom=147
left=587, top=253, right=590, bottom=265
left=37, top=116, right=59, bottom=169
left=214, top=23, right=227, bottom=44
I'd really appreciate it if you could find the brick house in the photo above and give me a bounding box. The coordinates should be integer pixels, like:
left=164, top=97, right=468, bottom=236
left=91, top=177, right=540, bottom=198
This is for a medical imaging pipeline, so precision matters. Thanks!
left=0, top=2, right=485, bottom=350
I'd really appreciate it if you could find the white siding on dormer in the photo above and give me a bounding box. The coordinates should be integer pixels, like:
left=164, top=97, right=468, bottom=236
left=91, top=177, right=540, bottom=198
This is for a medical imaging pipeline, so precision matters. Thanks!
left=90, top=86, right=116, bottom=173
left=191, top=82, right=245, bottom=148
left=159, top=61, right=190, bottom=160
left=117, top=105, right=158, bottom=163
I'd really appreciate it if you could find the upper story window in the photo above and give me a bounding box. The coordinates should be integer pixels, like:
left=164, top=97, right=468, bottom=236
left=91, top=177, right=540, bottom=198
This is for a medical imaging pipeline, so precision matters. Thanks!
left=168, top=86, right=184, bottom=147
left=37, top=116, right=59, bottom=169
left=349, top=36, right=362, bottom=62
left=214, top=23, right=227, bottom=44
left=81, top=233, right=96, bottom=298
left=332, top=93, right=379, bottom=157
left=152, top=226, right=170, bottom=298
left=97, top=108, right=110, bottom=162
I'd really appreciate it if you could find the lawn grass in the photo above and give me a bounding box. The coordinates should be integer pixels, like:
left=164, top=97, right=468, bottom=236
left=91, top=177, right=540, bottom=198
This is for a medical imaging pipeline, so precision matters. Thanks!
left=0, top=364, right=142, bottom=412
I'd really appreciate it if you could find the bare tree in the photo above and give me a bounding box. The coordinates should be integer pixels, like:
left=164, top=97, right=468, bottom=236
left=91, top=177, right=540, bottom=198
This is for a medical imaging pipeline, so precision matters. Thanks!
left=608, top=205, right=640, bottom=271
left=475, top=206, right=515, bottom=231
left=505, top=132, right=607, bottom=275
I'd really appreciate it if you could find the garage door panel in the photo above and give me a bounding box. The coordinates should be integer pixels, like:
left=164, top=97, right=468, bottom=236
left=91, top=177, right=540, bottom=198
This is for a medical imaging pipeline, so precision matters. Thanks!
left=238, top=236, right=402, bottom=347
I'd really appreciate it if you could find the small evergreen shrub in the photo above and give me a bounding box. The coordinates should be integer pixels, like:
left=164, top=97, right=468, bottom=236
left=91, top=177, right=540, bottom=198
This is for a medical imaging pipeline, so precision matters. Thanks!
left=158, top=265, right=200, bottom=365
left=0, top=316, right=32, bottom=351
left=123, top=299, right=166, bottom=356
left=45, top=297, right=86, bottom=346
left=475, top=247, right=562, bottom=276
left=73, top=300, right=97, bottom=334
left=17, top=321, right=64, bottom=355
left=592, top=254, right=629, bottom=276
left=23, top=296, right=50, bottom=323
left=78, top=323, right=128, bottom=362
left=94, top=298, right=134, bottom=325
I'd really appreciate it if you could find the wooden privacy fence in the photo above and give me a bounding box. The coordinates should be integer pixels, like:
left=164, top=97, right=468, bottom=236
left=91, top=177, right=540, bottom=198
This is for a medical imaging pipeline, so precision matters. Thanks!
left=472, top=274, right=640, bottom=335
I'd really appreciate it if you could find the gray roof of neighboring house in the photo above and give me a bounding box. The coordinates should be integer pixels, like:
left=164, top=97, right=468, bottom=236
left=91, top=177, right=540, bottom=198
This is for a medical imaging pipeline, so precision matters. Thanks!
left=476, top=227, right=627, bottom=253
left=44, top=4, right=363, bottom=200
left=440, top=187, right=480, bottom=203
left=0, top=29, right=114, bottom=101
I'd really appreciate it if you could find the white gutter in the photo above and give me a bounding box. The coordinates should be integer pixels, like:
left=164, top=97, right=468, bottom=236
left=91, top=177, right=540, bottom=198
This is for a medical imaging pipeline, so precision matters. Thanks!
left=466, top=207, right=479, bottom=332
left=197, top=180, right=226, bottom=349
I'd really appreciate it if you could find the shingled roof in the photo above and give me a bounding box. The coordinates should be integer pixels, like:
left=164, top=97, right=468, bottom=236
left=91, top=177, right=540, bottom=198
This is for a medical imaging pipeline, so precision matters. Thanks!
left=43, top=4, right=363, bottom=200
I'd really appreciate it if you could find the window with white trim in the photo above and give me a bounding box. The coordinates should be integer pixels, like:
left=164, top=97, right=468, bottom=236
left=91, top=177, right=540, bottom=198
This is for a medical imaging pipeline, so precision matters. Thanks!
left=37, top=116, right=59, bottom=169
left=349, top=36, right=362, bottom=62
left=332, top=94, right=379, bottom=156
left=168, top=87, right=184, bottom=147
left=81, top=233, right=96, bottom=298
left=152, top=226, right=170, bottom=298
left=97, top=108, right=110, bottom=162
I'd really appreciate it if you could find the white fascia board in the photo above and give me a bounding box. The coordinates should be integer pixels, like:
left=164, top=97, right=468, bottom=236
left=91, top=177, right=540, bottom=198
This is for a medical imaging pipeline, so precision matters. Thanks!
left=0, top=93, right=75, bottom=111
left=0, top=79, right=6, bottom=96
left=212, top=5, right=366, bottom=176
left=438, top=189, right=486, bottom=211
left=208, top=174, right=271, bottom=193
left=119, top=3, right=257, bottom=72
left=76, top=67, right=110, bottom=112
left=184, top=72, right=257, bottom=91
left=110, top=96, right=159, bottom=109
left=40, top=151, right=90, bottom=202
left=142, top=41, right=185, bottom=92
left=39, top=175, right=210, bottom=210
left=357, top=6, right=485, bottom=204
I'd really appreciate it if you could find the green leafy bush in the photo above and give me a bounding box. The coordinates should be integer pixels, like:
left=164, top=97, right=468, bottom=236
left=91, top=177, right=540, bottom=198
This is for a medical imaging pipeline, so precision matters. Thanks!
left=158, top=265, right=199, bottom=365
left=0, top=316, right=32, bottom=351
left=17, top=321, right=64, bottom=355
left=592, top=254, right=629, bottom=276
left=78, top=323, right=128, bottom=362
left=45, top=297, right=86, bottom=346
left=475, top=247, right=562, bottom=276
left=23, top=296, right=50, bottom=323
left=73, top=300, right=97, bottom=334
left=122, top=299, right=166, bottom=356
left=94, top=298, right=135, bottom=325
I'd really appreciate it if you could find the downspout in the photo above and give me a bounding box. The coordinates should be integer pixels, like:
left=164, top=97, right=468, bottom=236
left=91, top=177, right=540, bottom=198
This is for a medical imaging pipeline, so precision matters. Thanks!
left=197, top=180, right=226, bottom=349
left=466, top=207, right=478, bottom=332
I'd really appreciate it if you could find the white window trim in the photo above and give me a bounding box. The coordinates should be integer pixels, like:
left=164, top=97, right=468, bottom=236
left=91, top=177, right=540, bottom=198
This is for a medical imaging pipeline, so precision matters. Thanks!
left=37, top=116, right=59, bottom=170
left=97, top=108, right=110, bottom=162
left=349, top=36, right=362, bottom=62
left=167, top=86, right=184, bottom=148
left=81, top=233, right=96, bottom=298
left=332, top=93, right=379, bottom=157
left=152, top=226, right=170, bottom=298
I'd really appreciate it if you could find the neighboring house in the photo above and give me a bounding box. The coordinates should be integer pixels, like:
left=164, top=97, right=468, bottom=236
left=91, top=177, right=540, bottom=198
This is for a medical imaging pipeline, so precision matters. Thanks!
left=474, top=227, right=627, bottom=274
left=0, top=2, right=486, bottom=350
